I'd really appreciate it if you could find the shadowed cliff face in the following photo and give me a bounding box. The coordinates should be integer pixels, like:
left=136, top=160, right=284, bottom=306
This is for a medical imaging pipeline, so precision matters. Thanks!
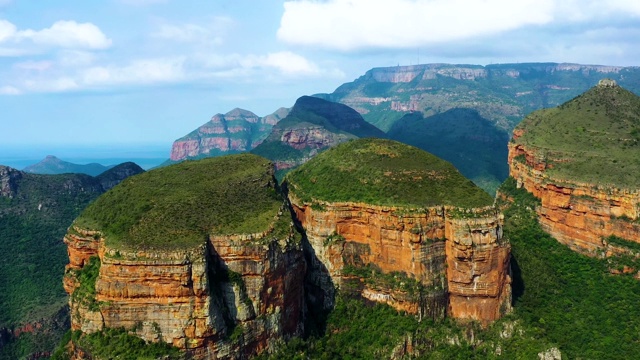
left=289, top=196, right=511, bottom=325
left=0, top=166, right=21, bottom=198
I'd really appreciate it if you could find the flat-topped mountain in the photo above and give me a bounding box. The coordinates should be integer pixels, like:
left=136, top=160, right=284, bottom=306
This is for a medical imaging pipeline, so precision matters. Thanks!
left=321, top=62, right=640, bottom=132
left=251, top=96, right=385, bottom=173
left=64, top=154, right=305, bottom=359
left=509, top=80, right=640, bottom=254
left=23, top=155, right=113, bottom=176
left=169, top=107, right=289, bottom=162
left=286, top=139, right=510, bottom=324
left=287, top=138, right=492, bottom=208
left=61, top=144, right=512, bottom=358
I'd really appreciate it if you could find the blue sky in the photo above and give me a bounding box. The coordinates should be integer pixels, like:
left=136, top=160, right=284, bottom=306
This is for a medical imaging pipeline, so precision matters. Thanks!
left=1, top=0, right=640, bottom=150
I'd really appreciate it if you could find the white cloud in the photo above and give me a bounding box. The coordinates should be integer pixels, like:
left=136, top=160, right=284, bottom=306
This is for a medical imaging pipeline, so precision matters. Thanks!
left=278, top=0, right=555, bottom=50
left=277, top=0, right=640, bottom=51
left=242, top=51, right=320, bottom=76
left=14, top=60, right=53, bottom=71
left=0, top=85, right=20, bottom=95
left=0, top=19, right=112, bottom=54
left=0, top=19, right=16, bottom=42
left=17, top=21, right=112, bottom=49
left=81, top=57, right=186, bottom=86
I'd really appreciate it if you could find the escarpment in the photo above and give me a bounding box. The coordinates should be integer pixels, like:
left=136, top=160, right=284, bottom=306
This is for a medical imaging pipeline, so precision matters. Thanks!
left=63, top=154, right=305, bottom=359
left=64, top=140, right=514, bottom=358
left=508, top=80, right=640, bottom=255
left=286, top=138, right=511, bottom=324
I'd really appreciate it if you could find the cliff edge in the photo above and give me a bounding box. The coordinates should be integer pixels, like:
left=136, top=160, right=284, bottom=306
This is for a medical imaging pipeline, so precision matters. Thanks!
left=286, top=138, right=511, bottom=324
left=508, top=80, right=640, bottom=254
left=63, top=154, right=304, bottom=359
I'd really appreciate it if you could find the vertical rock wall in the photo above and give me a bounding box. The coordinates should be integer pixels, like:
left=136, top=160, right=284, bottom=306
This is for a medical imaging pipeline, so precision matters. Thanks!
left=290, top=196, right=511, bottom=324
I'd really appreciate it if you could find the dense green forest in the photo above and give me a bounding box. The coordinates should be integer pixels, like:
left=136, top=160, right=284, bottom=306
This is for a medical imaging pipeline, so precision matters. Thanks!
left=0, top=165, right=142, bottom=360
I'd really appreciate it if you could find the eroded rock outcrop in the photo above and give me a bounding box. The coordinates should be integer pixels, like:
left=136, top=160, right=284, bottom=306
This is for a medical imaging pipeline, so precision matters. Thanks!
left=509, top=134, right=640, bottom=253
left=0, top=165, right=21, bottom=198
left=251, top=96, right=386, bottom=172
left=63, top=155, right=305, bottom=359
left=170, top=108, right=288, bottom=162
left=508, top=82, right=640, bottom=255
left=286, top=139, right=511, bottom=324
left=290, top=198, right=510, bottom=324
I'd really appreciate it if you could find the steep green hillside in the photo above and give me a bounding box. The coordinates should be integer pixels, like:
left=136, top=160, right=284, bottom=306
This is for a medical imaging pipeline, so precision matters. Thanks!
left=286, top=138, right=492, bottom=208
left=388, top=108, right=509, bottom=194
left=75, top=154, right=283, bottom=250
left=251, top=96, right=386, bottom=174
left=0, top=163, right=143, bottom=359
left=514, top=81, right=640, bottom=188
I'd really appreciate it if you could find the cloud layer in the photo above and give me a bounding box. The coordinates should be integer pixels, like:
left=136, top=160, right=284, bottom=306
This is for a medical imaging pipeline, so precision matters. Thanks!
left=0, top=20, right=112, bottom=51
left=278, top=0, right=640, bottom=51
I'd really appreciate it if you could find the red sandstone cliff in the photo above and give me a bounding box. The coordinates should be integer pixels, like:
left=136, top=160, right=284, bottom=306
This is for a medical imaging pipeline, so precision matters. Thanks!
left=289, top=195, right=511, bottom=325
left=63, top=206, right=304, bottom=359
left=508, top=129, right=640, bottom=254
left=170, top=108, right=288, bottom=162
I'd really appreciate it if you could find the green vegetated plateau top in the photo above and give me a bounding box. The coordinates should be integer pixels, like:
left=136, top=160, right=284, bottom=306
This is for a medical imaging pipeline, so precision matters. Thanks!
left=74, top=154, right=283, bottom=251
left=285, top=138, right=493, bottom=208
left=514, top=81, right=640, bottom=188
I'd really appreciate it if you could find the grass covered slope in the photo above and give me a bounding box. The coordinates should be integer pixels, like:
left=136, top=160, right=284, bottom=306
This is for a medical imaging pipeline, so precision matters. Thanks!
left=514, top=81, right=640, bottom=188
left=75, top=154, right=282, bottom=251
left=388, top=108, right=510, bottom=195
left=286, top=138, right=493, bottom=208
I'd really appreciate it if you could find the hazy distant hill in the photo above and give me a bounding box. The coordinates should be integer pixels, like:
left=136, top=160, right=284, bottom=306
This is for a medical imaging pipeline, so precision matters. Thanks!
left=0, top=162, right=143, bottom=359
left=251, top=96, right=386, bottom=176
left=23, top=155, right=113, bottom=176
left=319, top=62, right=640, bottom=132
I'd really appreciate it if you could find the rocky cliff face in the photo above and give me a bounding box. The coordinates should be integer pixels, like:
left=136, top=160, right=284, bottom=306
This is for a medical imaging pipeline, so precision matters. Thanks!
left=0, top=165, right=21, bottom=198
left=63, top=155, right=305, bottom=359
left=509, top=130, right=640, bottom=254
left=64, top=213, right=304, bottom=359
left=290, top=196, right=511, bottom=324
left=170, top=108, right=288, bottom=161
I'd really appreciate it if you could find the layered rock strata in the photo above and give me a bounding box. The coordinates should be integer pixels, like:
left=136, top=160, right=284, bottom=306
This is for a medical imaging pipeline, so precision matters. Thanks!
left=170, top=108, right=288, bottom=161
left=509, top=129, right=640, bottom=254
left=64, top=214, right=304, bottom=359
left=290, top=197, right=511, bottom=324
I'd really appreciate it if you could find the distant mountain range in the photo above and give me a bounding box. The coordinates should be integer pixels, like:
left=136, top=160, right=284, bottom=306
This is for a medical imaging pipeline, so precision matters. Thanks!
left=164, top=62, right=640, bottom=194
left=23, top=155, right=113, bottom=176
